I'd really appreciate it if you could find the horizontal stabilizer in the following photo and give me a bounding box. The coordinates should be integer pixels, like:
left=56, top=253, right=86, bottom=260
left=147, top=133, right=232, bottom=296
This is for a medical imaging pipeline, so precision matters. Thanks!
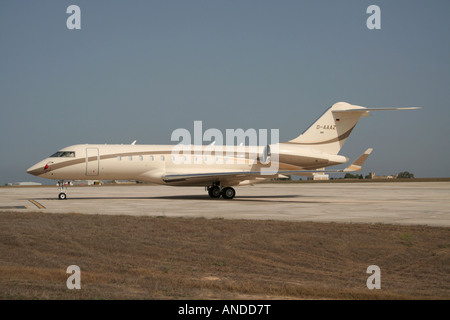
left=332, top=107, right=421, bottom=113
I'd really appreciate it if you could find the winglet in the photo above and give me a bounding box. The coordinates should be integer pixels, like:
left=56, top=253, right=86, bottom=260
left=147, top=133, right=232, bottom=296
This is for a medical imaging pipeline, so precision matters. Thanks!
left=343, top=148, right=373, bottom=172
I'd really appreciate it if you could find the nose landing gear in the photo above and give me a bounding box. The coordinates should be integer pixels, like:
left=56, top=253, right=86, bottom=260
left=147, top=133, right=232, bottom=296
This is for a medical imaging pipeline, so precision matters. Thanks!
left=58, top=192, right=67, bottom=200
left=57, top=180, right=70, bottom=200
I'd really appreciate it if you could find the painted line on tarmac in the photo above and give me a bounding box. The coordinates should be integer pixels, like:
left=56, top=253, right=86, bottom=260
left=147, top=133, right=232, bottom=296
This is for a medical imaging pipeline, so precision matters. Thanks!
left=0, top=206, right=28, bottom=209
left=29, top=200, right=46, bottom=209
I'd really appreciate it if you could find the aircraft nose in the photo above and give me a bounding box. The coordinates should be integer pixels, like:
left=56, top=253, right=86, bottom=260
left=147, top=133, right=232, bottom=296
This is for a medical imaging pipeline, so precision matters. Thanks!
left=27, top=163, right=42, bottom=176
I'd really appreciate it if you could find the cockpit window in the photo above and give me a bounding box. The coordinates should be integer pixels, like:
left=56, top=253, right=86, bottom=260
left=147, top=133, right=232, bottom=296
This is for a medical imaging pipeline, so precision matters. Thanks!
left=50, top=151, right=63, bottom=157
left=50, top=151, right=75, bottom=157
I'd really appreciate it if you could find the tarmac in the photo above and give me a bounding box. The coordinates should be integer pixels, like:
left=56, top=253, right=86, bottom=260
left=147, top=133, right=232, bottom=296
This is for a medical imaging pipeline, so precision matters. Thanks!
left=0, top=182, right=449, bottom=227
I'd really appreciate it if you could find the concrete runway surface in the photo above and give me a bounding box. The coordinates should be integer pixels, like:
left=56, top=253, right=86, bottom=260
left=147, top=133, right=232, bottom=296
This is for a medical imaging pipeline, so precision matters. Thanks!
left=1, top=182, right=449, bottom=226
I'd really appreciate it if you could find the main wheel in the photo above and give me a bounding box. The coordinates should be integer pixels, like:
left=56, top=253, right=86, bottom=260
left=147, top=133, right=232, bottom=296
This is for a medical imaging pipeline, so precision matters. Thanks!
left=58, top=192, right=67, bottom=200
left=221, top=187, right=236, bottom=199
left=208, top=186, right=221, bottom=198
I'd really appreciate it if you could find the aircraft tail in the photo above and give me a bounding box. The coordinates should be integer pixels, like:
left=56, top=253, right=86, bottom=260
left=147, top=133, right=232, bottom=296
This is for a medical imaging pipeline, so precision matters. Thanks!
left=285, top=102, right=420, bottom=154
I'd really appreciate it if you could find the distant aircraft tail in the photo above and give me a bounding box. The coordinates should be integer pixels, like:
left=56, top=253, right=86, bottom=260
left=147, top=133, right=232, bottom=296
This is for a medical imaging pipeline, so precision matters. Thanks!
left=285, top=102, right=420, bottom=154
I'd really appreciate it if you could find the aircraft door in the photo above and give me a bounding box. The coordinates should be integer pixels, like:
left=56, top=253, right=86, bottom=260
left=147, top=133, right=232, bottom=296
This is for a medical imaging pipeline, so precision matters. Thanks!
left=86, top=148, right=99, bottom=176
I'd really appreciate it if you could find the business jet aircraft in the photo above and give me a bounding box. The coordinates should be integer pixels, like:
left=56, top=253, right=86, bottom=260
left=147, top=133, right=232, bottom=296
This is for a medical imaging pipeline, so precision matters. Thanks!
left=27, top=102, right=419, bottom=200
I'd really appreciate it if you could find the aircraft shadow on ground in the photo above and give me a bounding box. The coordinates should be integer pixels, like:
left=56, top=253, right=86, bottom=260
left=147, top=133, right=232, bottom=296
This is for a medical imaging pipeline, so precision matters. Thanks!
left=32, top=194, right=334, bottom=204
left=36, top=194, right=300, bottom=200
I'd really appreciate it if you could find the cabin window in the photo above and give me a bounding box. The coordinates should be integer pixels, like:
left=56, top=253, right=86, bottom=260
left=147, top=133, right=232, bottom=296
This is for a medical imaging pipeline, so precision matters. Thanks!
left=117, top=156, right=121, bottom=161
left=128, top=156, right=132, bottom=161
left=160, top=155, right=165, bottom=161
left=139, top=155, right=143, bottom=161
left=150, top=155, right=154, bottom=161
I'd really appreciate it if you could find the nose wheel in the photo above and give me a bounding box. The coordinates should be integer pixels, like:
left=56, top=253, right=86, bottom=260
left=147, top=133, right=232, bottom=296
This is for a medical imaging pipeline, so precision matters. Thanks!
left=57, top=180, right=69, bottom=200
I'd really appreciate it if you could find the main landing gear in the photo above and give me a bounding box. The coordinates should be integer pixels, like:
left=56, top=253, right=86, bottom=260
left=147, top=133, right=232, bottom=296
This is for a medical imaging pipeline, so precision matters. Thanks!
left=57, top=180, right=70, bottom=200
left=207, top=184, right=236, bottom=200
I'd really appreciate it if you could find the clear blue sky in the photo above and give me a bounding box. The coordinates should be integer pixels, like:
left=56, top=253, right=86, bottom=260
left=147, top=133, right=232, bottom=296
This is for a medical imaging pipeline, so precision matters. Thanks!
left=1, top=0, right=449, bottom=184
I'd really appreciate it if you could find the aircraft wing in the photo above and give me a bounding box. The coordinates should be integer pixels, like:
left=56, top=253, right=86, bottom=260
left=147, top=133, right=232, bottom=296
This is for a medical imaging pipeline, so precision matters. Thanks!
left=162, top=148, right=373, bottom=184
left=343, top=148, right=373, bottom=172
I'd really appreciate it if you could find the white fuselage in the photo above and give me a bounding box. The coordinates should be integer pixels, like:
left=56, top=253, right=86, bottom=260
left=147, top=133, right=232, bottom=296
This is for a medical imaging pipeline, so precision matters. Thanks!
left=26, top=102, right=418, bottom=199
left=27, top=143, right=348, bottom=186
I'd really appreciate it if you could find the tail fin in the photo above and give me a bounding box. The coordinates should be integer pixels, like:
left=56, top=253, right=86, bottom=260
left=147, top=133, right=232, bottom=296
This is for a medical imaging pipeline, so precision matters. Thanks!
left=286, top=102, right=420, bottom=154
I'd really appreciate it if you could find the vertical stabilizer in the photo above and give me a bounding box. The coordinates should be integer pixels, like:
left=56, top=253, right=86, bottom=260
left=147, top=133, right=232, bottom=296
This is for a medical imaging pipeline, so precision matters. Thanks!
left=286, top=102, right=368, bottom=154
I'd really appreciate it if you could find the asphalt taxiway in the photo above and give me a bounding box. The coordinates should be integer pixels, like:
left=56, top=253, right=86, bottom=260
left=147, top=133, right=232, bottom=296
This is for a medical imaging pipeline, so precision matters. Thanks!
left=1, top=182, right=449, bottom=226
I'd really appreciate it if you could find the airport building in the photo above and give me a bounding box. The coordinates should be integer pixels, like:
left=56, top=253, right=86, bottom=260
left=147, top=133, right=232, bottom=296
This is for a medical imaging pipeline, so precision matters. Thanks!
left=6, top=182, right=42, bottom=186
left=368, top=172, right=397, bottom=179
left=307, top=173, right=330, bottom=181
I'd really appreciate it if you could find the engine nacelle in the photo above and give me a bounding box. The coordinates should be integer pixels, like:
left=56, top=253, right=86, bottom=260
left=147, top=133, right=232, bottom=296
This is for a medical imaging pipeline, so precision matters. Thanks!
left=275, top=143, right=349, bottom=167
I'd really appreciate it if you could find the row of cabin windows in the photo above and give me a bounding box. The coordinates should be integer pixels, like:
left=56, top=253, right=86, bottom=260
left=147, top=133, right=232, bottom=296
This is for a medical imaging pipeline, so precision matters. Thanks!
left=117, top=155, right=165, bottom=161
left=49, top=152, right=231, bottom=162
left=116, top=155, right=224, bottom=162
